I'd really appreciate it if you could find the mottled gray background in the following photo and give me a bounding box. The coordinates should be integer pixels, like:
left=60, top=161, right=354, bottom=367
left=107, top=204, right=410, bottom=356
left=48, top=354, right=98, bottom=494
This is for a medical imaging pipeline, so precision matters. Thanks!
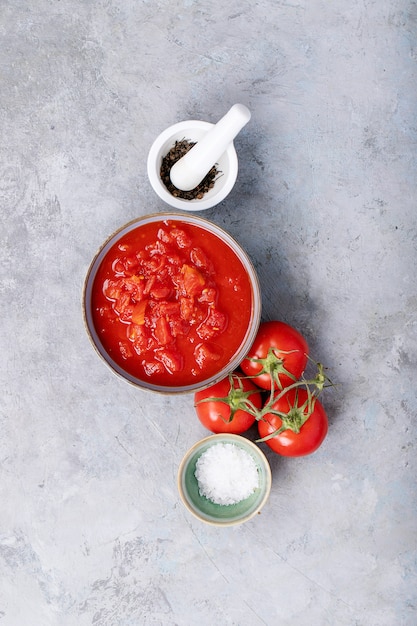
left=1, top=1, right=416, bottom=625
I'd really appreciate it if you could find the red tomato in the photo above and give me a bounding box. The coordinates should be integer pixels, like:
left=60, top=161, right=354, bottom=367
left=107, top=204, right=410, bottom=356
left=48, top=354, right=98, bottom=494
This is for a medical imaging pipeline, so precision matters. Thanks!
left=258, top=387, right=328, bottom=456
left=194, top=373, right=262, bottom=434
left=240, top=321, right=309, bottom=391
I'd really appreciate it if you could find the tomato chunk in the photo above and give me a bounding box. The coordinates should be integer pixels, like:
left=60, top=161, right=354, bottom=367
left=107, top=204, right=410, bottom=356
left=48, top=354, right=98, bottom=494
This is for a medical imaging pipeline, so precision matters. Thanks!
left=119, top=341, right=133, bottom=360
left=131, top=300, right=148, bottom=325
left=197, top=308, right=227, bottom=340
left=190, top=247, right=213, bottom=272
left=154, top=316, right=172, bottom=346
left=155, top=349, right=183, bottom=373
left=198, top=288, right=217, bottom=304
left=114, top=291, right=133, bottom=322
left=170, top=228, right=192, bottom=248
left=128, top=323, right=151, bottom=355
left=103, top=279, right=122, bottom=300
left=142, top=360, right=165, bottom=376
left=180, top=297, right=195, bottom=322
left=194, top=343, right=223, bottom=369
left=180, top=264, right=205, bottom=297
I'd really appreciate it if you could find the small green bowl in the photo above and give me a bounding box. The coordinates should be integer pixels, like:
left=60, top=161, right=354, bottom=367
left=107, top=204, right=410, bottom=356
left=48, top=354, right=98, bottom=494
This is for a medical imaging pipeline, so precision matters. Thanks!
left=177, top=434, right=272, bottom=526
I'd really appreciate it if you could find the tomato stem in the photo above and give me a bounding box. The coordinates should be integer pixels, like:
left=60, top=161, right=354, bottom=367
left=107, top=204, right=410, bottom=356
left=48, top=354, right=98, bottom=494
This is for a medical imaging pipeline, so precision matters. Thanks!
left=195, top=358, right=333, bottom=435
left=194, top=373, right=263, bottom=423
left=245, top=347, right=300, bottom=391
left=256, top=386, right=318, bottom=442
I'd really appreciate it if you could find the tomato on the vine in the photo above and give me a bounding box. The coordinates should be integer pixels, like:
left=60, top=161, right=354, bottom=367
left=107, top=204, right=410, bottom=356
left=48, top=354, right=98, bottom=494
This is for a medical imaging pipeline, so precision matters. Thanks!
left=258, top=387, right=328, bottom=456
left=194, top=373, right=263, bottom=434
left=240, top=321, right=309, bottom=391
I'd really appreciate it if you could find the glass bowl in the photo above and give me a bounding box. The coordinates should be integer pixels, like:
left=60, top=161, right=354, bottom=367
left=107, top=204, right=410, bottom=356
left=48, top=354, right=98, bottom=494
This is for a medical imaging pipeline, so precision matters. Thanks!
left=177, top=434, right=272, bottom=526
left=83, top=213, right=261, bottom=394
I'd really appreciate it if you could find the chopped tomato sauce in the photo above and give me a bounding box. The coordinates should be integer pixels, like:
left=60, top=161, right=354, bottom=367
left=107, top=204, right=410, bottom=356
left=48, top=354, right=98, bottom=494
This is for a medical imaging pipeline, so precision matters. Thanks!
left=91, top=219, right=254, bottom=387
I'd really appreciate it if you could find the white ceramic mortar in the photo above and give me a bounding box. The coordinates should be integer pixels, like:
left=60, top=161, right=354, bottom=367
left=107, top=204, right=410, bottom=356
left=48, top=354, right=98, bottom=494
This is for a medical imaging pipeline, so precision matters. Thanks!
left=147, top=105, right=250, bottom=211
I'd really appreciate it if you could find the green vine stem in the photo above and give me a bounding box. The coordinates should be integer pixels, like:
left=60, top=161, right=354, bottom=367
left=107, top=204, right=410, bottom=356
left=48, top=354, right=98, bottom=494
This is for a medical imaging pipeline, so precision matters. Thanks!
left=195, top=372, right=264, bottom=423
left=243, top=347, right=299, bottom=390
left=195, top=355, right=334, bottom=437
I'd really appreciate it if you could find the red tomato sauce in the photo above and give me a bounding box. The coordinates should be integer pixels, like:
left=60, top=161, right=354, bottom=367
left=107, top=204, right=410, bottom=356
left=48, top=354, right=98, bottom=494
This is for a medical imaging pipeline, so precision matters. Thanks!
left=91, top=219, right=254, bottom=387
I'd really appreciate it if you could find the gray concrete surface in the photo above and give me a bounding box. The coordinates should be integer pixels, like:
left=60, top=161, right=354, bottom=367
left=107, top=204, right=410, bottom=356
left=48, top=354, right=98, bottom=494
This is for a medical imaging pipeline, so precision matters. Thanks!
left=1, top=1, right=416, bottom=624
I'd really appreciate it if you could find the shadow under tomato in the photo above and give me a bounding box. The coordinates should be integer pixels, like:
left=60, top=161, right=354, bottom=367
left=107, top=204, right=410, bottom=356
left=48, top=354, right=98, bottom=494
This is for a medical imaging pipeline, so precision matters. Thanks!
left=240, top=422, right=284, bottom=477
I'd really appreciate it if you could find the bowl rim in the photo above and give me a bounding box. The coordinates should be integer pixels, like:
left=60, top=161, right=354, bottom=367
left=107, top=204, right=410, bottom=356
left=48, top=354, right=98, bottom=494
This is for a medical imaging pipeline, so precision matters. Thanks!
left=82, top=212, right=261, bottom=394
left=177, top=433, right=272, bottom=526
left=147, top=120, right=238, bottom=211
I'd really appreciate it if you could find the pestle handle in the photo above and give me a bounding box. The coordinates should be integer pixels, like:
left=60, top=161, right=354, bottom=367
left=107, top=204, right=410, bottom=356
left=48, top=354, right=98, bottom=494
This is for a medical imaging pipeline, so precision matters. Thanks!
left=169, top=104, right=251, bottom=192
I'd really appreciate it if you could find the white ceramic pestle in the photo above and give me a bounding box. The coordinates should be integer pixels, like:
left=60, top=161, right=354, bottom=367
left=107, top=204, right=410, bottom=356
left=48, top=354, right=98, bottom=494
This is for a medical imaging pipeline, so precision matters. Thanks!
left=169, top=104, right=251, bottom=191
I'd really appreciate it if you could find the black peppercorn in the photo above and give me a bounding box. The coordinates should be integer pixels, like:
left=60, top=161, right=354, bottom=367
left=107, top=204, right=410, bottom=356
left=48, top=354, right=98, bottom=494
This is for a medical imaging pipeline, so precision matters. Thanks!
left=160, top=139, right=221, bottom=201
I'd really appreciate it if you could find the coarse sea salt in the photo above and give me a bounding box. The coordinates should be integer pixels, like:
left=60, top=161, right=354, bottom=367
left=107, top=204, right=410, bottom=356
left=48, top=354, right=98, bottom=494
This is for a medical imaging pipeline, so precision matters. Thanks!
left=195, top=442, right=259, bottom=506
